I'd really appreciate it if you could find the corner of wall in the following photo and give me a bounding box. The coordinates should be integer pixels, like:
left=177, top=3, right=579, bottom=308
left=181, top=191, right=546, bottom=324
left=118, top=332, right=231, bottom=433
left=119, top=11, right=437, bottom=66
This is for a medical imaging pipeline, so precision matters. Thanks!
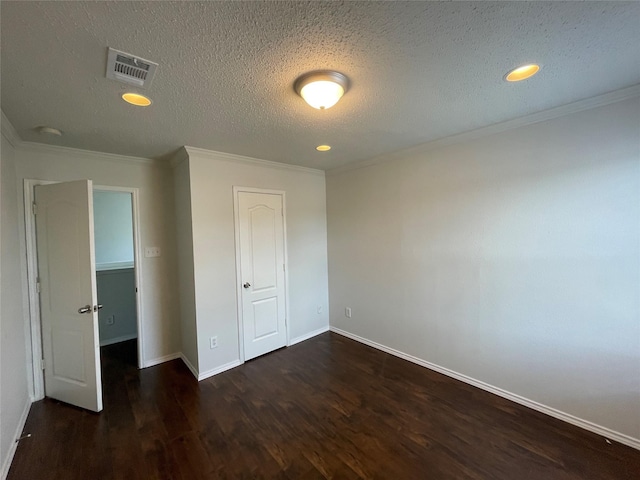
left=169, top=146, right=189, bottom=169
left=1, top=126, right=32, bottom=480
left=172, top=154, right=199, bottom=372
left=1, top=111, right=22, bottom=148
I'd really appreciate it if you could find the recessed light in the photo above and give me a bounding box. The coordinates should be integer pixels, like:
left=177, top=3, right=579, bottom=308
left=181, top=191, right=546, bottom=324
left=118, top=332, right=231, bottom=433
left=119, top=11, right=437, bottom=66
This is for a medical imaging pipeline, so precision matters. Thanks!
left=504, top=64, right=540, bottom=82
left=316, top=145, right=331, bottom=152
left=122, top=92, right=152, bottom=107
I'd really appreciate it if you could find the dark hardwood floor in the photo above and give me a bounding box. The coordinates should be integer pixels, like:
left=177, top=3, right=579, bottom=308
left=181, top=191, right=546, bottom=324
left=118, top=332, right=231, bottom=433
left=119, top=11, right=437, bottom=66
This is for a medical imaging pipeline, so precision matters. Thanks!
left=8, top=333, right=640, bottom=479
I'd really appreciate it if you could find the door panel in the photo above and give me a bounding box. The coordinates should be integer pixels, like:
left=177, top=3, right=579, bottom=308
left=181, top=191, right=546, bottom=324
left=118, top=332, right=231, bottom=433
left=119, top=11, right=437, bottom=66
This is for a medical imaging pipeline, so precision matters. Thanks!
left=249, top=206, right=278, bottom=290
left=51, top=329, right=86, bottom=383
left=45, top=201, right=82, bottom=309
left=252, top=296, right=279, bottom=339
left=237, top=191, right=287, bottom=360
left=35, top=180, right=103, bottom=412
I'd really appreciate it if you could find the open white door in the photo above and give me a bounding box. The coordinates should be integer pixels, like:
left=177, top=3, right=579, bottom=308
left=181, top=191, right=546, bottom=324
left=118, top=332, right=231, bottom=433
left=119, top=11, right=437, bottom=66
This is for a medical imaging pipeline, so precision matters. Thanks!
left=236, top=190, right=287, bottom=361
left=35, top=180, right=103, bottom=412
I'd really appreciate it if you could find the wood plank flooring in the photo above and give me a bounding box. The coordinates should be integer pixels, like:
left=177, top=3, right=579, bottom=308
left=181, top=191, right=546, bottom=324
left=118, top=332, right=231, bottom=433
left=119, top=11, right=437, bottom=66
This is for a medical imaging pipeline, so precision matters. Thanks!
left=8, top=332, right=640, bottom=479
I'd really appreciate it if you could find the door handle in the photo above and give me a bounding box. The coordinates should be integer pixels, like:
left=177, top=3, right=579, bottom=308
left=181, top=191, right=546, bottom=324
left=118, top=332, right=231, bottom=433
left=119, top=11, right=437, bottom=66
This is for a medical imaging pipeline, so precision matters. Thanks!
left=78, top=305, right=92, bottom=314
left=243, top=282, right=251, bottom=289
left=93, top=304, right=103, bottom=312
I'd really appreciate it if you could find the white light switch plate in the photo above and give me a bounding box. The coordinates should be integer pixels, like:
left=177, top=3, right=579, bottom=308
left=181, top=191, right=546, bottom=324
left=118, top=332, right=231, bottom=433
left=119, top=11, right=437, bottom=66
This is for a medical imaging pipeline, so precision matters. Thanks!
left=145, top=247, right=161, bottom=257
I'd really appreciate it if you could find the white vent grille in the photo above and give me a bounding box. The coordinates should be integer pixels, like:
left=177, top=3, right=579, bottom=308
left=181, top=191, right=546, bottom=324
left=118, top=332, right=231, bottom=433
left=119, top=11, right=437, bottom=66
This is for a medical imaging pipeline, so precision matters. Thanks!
left=106, top=48, right=158, bottom=89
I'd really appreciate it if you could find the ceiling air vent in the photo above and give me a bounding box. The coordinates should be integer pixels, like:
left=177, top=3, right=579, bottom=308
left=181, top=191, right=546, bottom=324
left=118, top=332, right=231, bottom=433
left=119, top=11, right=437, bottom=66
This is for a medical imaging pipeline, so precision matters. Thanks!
left=106, top=48, right=158, bottom=89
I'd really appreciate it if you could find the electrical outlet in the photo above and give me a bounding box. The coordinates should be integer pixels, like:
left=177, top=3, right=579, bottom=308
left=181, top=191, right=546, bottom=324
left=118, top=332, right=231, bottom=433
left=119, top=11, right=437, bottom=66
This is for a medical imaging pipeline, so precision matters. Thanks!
left=317, top=305, right=323, bottom=314
left=345, top=307, right=352, bottom=318
left=210, top=336, right=218, bottom=349
left=144, top=247, right=161, bottom=258
left=106, top=315, right=115, bottom=326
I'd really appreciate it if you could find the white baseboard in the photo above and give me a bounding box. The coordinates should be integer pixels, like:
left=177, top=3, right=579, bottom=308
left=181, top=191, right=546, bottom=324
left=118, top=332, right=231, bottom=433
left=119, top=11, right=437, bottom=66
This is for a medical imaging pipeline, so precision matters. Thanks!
left=181, top=325, right=330, bottom=381
left=180, top=354, right=242, bottom=382
left=149, top=352, right=241, bottom=382
left=197, top=360, right=243, bottom=381
left=329, top=326, right=640, bottom=451
left=289, top=325, right=330, bottom=346
left=1, top=397, right=32, bottom=480
left=99, top=333, right=138, bottom=347
left=143, top=352, right=181, bottom=368
left=180, top=353, right=199, bottom=380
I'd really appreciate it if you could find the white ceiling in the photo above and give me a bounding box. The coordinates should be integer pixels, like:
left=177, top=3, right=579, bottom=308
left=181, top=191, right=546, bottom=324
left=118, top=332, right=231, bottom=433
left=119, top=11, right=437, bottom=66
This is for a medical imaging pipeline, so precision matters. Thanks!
left=1, top=1, right=639, bottom=170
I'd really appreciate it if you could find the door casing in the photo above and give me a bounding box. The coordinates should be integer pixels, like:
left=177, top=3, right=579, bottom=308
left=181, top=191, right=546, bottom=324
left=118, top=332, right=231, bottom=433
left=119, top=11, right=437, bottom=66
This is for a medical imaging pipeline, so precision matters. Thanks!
left=233, top=186, right=290, bottom=362
left=24, top=179, right=145, bottom=401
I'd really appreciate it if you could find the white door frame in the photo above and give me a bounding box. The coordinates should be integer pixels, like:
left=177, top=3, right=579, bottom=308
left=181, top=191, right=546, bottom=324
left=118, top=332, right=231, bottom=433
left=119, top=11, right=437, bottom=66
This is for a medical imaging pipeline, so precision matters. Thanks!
left=24, top=179, right=145, bottom=401
left=232, top=186, right=290, bottom=362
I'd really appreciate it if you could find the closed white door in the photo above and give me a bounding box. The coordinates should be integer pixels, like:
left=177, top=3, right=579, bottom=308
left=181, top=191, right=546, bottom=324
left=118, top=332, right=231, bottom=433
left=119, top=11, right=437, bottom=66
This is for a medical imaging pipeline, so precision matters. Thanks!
left=35, top=180, right=103, bottom=412
left=236, top=190, right=287, bottom=360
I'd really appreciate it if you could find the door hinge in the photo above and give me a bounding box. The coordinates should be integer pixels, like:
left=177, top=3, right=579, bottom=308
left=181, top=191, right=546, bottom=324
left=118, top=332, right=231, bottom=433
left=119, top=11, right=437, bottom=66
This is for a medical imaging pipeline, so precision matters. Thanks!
left=36, top=277, right=41, bottom=294
left=283, top=264, right=285, bottom=272
left=32, top=202, right=38, bottom=215
left=41, top=358, right=45, bottom=370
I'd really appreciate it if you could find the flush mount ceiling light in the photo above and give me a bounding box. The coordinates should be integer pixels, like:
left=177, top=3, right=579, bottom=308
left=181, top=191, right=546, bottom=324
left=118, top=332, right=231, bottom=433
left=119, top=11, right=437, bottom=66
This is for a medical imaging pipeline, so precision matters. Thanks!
left=294, top=70, right=349, bottom=109
left=122, top=92, right=152, bottom=106
left=36, top=126, right=63, bottom=136
left=504, top=64, right=540, bottom=82
left=316, top=145, right=331, bottom=152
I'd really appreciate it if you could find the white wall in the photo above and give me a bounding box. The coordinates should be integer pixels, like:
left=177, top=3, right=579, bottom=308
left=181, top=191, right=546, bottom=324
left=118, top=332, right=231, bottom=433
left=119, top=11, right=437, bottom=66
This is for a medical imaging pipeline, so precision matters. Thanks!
left=327, top=98, right=640, bottom=444
left=14, top=143, right=180, bottom=366
left=96, top=269, right=137, bottom=346
left=182, top=148, right=329, bottom=378
left=0, top=130, right=31, bottom=478
left=93, top=191, right=134, bottom=269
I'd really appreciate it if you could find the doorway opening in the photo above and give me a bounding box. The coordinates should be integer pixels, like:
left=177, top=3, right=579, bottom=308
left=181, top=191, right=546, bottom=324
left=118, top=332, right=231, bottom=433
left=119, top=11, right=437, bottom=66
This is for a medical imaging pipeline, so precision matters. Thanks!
left=24, top=179, right=144, bottom=407
left=93, top=188, right=139, bottom=369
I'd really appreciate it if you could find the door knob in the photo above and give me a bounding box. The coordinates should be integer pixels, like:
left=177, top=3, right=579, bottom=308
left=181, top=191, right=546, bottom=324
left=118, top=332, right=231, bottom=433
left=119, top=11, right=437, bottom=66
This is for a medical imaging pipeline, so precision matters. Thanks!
left=78, top=305, right=92, bottom=314
left=94, top=304, right=103, bottom=312
left=243, top=282, right=251, bottom=289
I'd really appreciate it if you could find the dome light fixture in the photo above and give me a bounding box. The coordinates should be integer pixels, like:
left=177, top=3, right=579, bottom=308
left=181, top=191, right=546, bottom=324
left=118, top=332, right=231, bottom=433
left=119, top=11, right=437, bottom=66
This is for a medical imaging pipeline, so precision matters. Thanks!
left=504, top=64, right=540, bottom=82
left=294, top=70, right=349, bottom=110
left=316, top=145, right=331, bottom=152
left=36, top=126, right=63, bottom=136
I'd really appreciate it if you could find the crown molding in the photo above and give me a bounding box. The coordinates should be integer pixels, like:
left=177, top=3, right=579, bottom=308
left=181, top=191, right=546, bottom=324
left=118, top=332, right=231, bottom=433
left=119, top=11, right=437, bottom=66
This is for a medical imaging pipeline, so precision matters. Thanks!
left=169, top=146, right=190, bottom=168
left=327, top=84, right=640, bottom=177
left=1, top=111, right=22, bottom=147
left=183, top=146, right=325, bottom=177
left=18, top=142, right=160, bottom=167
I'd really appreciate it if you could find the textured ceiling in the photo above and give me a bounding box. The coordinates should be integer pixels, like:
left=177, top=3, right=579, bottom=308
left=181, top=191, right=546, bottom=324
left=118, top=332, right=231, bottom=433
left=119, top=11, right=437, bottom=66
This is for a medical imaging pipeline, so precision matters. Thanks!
left=1, top=1, right=639, bottom=170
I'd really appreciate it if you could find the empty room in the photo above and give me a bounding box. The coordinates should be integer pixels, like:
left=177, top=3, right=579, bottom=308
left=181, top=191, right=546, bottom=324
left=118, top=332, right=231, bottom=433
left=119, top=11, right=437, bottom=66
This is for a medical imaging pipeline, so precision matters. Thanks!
left=1, top=1, right=639, bottom=479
